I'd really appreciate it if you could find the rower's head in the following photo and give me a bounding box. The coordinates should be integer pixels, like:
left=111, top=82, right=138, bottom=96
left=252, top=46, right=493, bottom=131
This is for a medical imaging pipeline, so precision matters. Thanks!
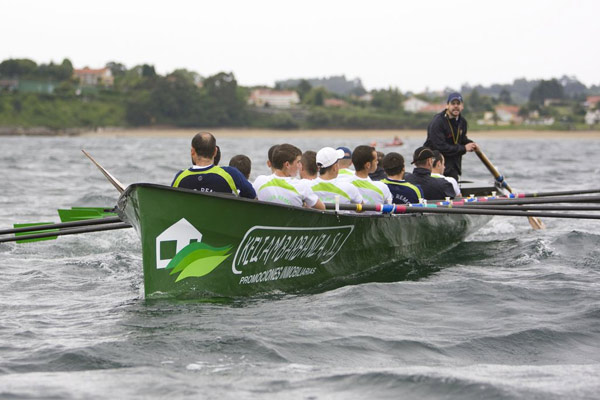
left=272, top=144, right=302, bottom=177
left=229, top=154, right=252, bottom=180
left=352, top=145, right=378, bottom=174
left=191, top=132, right=217, bottom=165
left=300, top=150, right=318, bottom=180
left=336, top=146, right=352, bottom=169
left=446, top=92, right=464, bottom=118
left=382, top=152, right=406, bottom=179
left=266, top=144, right=280, bottom=172
left=432, top=150, right=445, bottom=174
left=411, top=146, right=435, bottom=171
left=316, top=147, right=345, bottom=179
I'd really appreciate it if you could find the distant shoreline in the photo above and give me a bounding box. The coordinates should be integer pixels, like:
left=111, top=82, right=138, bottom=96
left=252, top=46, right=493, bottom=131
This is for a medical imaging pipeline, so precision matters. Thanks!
left=80, top=127, right=600, bottom=140
left=2, top=127, right=600, bottom=139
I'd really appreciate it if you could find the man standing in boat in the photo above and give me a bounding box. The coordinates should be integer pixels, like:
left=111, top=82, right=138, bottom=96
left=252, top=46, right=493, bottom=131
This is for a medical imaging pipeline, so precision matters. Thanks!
left=423, top=92, right=478, bottom=181
left=171, top=132, right=256, bottom=199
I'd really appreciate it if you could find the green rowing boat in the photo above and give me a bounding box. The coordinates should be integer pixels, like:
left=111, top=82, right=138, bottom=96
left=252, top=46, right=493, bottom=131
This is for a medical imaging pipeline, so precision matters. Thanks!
left=118, top=183, right=494, bottom=299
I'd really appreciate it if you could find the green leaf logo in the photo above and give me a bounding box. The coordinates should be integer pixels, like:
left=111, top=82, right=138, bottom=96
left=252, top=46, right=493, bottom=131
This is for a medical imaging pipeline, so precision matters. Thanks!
left=165, top=242, right=232, bottom=282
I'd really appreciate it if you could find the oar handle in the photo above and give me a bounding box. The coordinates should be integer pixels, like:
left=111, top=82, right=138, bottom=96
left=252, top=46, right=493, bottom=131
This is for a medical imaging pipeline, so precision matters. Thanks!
left=475, top=149, right=513, bottom=193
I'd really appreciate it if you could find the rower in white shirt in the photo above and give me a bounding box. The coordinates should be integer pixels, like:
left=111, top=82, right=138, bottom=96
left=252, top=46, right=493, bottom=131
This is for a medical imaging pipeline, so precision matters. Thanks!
left=344, top=145, right=392, bottom=205
left=335, top=146, right=355, bottom=180
left=308, top=147, right=363, bottom=205
left=253, top=144, right=325, bottom=210
left=431, top=150, right=461, bottom=197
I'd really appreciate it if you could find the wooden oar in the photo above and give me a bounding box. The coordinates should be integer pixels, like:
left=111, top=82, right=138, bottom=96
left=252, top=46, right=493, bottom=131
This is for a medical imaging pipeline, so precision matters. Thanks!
left=323, top=203, right=600, bottom=220
left=81, top=149, right=125, bottom=193
left=0, top=222, right=131, bottom=244
left=475, top=149, right=545, bottom=229
left=518, top=188, right=600, bottom=198
left=447, top=194, right=600, bottom=206
left=450, top=204, right=600, bottom=211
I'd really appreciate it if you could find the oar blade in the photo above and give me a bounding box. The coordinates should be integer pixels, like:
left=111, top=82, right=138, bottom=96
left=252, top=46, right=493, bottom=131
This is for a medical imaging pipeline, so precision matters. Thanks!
left=58, top=207, right=117, bottom=222
left=528, top=216, right=546, bottom=230
left=13, top=223, right=58, bottom=243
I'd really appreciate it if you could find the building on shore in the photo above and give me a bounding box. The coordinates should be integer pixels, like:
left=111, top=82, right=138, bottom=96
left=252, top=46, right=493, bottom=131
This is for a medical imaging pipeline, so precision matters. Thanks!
left=248, top=89, right=300, bottom=109
left=73, top=67, right=114, bottom=87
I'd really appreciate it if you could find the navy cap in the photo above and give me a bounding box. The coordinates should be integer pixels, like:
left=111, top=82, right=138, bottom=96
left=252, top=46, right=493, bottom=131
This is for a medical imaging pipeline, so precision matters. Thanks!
left=336, top=146, right=352, bottom=159
left=447, top=92, right=463, bottom=103
left=411, top=146, right=435, bottom=164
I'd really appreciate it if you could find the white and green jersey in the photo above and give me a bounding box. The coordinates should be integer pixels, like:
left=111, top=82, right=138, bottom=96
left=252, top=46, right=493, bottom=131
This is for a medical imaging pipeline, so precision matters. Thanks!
left=431, top=173, right=461, bottom=197
left=253, top=174, right=319, bottom=208
left=337, top=168, right=355, bottom=180
left=308, top=178, right=363, bottom=205
left=346, top=175, right=392, bottom=205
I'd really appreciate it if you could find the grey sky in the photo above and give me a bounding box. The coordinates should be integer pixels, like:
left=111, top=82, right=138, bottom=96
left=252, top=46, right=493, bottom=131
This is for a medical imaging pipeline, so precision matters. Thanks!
left=2, top=0, right=598, bottom=92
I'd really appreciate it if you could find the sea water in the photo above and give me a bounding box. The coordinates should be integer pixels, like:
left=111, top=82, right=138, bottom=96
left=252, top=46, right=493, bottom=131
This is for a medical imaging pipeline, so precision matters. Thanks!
left=0, top=134, right=599, bottom=399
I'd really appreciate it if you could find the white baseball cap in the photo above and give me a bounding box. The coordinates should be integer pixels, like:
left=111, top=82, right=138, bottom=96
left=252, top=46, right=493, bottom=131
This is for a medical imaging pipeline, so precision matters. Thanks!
left=316, top=147, right=345, bottom=168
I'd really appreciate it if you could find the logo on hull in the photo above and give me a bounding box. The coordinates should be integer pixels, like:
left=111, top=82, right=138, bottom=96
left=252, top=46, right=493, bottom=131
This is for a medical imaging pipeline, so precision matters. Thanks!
left=156, top=218, right=231, bottom=282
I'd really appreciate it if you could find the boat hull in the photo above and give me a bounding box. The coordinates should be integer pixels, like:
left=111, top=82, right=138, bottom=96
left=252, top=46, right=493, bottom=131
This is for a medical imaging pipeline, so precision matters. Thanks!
left=118, top=184, right=492, bottom=298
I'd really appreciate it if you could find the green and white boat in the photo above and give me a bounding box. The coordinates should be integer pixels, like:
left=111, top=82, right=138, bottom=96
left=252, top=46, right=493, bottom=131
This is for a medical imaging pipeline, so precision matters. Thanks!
left=118, top=183, right=495, bottom=299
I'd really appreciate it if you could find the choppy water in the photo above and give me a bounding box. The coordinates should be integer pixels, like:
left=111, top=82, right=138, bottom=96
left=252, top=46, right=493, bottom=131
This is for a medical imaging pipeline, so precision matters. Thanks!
left=1, top=133, right=599, bottom=399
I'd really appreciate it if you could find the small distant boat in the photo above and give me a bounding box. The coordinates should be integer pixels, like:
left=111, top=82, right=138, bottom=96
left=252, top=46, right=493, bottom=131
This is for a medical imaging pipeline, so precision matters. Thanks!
left=118, top=183, right=495, bottom=299
left=383, top=136, right=404, bottom=147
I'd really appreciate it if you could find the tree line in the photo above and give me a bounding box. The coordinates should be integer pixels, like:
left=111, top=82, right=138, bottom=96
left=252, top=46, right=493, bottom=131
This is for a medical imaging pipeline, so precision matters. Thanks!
left=0, top=58, right=598, bottom=131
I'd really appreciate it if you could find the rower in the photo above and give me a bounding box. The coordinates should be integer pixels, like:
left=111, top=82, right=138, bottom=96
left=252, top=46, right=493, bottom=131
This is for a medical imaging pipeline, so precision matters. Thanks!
left=381, top=152, right=422, bottom=205
left=431, top=150, right=461, bottom=197
left=300, top=150, right=318, bottom=180
left=229, top=154, right=252, bottom=180
left=266, top=144, right=280, bottom=173
left=345, top=145, right=392, bottom=205
left=336, top=146, right=355, bottom=178
left=405, top=146, right=456, bottom=200
left=368, top=151, right=387, bottom=181
left=253, top=144, right=325, bottom=210
left=171, top=132, right=256, bottom=199
left=308, top=147, right=363, bottom=205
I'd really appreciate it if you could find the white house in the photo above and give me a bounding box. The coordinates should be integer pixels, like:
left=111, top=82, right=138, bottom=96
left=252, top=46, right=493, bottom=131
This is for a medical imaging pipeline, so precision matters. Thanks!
left=248, top=89, right=300, bottom=109
left=402, top=97, right=430, bottom=113
left=73, top=67, right=114, bottom=86
left=155, top=218, right=203, bottom=269
left=585, top=110, right=600, bottom=125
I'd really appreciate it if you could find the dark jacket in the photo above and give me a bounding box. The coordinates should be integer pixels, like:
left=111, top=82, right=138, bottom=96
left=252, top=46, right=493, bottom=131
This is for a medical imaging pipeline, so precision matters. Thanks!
left=423, top=110, right=472, bottom=180
left=368, top=167, right=387, bottom=181
left=171, top=165, right=256, bottom=199
left=405, top=168, right=456, bottom=200
left=381, top=178, right=422, bottom=204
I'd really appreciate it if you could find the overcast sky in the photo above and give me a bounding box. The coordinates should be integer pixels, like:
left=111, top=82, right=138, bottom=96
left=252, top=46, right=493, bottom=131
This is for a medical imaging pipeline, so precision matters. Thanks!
left=2, top=0, right=598, bottom=92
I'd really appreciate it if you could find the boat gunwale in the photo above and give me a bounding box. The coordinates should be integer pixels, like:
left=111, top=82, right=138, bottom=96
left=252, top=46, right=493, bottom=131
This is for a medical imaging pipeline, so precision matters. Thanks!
left=119, top=182, right=498, bottom=221
left=120, top=183, right=418, bottom=220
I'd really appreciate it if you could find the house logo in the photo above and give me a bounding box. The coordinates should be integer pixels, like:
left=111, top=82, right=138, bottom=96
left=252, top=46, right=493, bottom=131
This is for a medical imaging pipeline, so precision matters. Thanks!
left=156, top=218, right=203, bottom=269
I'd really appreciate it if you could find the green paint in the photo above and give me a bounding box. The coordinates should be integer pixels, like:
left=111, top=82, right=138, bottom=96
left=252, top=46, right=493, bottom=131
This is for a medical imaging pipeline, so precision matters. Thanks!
left=351, top=179, right=384, bottom=198
left=58, top=207, right=117, bottom=222
left=311, top=182, right=351, bottom=201
left=259, top=178, right=299, bottom=195
left=120, top=183, right=494, bottom=298
left=172, top=166, right=238, bottom=194
left=165, top=242, right=233, bottom=281
left=14, top=222, right=58, bottom=243
left=175, top=254, right=232, bottom=282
